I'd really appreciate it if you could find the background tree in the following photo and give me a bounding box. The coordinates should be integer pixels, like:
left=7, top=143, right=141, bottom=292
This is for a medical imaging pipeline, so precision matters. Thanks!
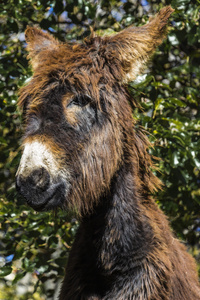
left=0, top=0, right=199, bottom=299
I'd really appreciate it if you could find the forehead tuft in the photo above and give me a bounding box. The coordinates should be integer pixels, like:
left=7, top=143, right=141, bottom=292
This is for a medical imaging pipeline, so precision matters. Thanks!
left=18, top=36, right=121, bottom=110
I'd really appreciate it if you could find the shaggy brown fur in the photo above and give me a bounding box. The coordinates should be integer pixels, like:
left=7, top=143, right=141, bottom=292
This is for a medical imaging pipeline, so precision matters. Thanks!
left=16, top=6, right=200, bottom=299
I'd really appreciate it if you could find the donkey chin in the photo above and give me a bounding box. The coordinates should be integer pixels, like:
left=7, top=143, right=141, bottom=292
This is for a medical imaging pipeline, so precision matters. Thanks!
left=16, top=140, right=69, bottom=211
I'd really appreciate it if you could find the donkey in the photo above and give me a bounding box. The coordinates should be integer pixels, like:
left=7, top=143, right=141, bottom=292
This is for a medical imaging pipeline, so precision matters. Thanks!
left=16, top=6, right=200, bottom=300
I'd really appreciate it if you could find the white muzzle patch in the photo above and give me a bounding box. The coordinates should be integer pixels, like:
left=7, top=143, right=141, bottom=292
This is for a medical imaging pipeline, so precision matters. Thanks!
left=17, top=140, right=60, bottom=179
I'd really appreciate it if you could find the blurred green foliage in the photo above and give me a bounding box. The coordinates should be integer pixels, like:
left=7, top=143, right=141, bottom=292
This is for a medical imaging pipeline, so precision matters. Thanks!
left=0, top=0, right=199, bottom=298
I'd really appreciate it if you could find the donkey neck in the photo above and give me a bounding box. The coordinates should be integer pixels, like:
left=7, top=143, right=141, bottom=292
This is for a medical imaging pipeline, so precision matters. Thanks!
left=81, top=162, right=153, bottom=272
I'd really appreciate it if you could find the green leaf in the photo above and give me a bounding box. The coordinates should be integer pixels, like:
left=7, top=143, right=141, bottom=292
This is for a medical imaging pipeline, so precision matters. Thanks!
left=0, top=266, right=12, bottom=277
left=167, top=97, right=187, bottom=107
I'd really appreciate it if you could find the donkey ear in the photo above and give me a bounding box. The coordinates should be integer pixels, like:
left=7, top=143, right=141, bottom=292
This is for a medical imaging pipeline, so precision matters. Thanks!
left=106, top=6, right=174, bottom=83
left=25, top=27, right=60, bottom=68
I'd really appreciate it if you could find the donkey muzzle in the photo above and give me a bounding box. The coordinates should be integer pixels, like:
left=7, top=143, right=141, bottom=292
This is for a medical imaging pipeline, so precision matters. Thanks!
left=16, top=167, right=65, bottom=211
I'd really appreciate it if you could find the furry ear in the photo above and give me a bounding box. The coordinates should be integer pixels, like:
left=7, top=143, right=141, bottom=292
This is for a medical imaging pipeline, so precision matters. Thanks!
left=105, top=6, right=174, bottom=83
left=25, top=27, right=60, bottom=69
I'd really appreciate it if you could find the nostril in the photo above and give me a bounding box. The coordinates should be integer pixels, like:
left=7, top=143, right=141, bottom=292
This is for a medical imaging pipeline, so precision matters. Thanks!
left=30, top=167, right=50, bottom=191
left=16, top=168, right=50, bottom=197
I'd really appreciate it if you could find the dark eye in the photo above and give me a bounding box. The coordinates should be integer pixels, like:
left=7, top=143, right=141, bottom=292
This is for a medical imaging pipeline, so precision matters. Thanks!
left=67, top=95, right=91, bottom=108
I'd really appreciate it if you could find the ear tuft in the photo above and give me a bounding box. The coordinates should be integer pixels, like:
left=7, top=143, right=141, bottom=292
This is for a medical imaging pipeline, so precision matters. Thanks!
left=25, top=26, right=44, bottom=43
left=104, top=6, right=174, bottom=83
left=24, top=26, right=60, bottom=67
left=147, top=6, right=174, bottom=40
left=154, top=6, right=175, bottom=30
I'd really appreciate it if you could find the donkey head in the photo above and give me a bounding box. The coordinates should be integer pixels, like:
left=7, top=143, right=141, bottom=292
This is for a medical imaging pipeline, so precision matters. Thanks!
left=16, top=7, right=173, bottom=214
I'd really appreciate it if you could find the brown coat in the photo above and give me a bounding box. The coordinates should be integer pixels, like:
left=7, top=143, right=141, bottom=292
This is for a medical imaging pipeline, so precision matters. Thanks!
left=16, top=6, right=200, bottom=299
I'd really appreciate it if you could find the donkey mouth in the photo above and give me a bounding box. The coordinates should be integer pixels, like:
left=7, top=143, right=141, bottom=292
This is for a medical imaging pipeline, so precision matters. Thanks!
left=18, top=181, right=66, bottom=211
left=32, top=182, right=66, bottom=211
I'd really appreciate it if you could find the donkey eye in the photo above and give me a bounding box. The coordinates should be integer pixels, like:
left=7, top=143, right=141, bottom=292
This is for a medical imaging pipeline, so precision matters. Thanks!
left=67, top=95, right=91, bottom=108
